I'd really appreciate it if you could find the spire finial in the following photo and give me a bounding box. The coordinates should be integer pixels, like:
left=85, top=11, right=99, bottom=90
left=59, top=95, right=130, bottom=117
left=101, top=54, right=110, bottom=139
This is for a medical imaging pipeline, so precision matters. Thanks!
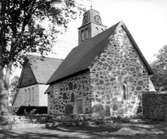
left=90, top=0, right=93, bottom=9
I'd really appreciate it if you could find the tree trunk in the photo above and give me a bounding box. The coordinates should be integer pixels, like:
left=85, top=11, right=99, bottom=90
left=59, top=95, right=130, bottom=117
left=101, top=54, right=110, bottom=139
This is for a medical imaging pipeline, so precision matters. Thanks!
left=0, top=1, right=11, bottom=129
left=0, top=63, right=13, bottom=130
left=0, top=66, right=9, bottom=126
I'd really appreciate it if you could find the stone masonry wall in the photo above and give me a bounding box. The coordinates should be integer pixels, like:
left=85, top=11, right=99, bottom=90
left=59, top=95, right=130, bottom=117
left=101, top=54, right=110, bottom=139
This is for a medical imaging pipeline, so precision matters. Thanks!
left=89, top=25, right=150, bottom=117
left=48, top=73, right=91, bottom=115
left=142, top=93, right=167, bottom=120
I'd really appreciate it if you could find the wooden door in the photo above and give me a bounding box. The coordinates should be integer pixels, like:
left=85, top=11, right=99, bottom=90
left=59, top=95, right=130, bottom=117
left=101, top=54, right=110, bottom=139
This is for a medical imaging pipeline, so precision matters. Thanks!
left=76, top=99, right=83, bottom=114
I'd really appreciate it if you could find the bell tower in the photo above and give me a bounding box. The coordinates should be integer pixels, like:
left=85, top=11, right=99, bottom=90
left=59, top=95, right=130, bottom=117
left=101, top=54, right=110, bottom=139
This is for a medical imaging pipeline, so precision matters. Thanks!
left=78, top=9, right=107, bottom=44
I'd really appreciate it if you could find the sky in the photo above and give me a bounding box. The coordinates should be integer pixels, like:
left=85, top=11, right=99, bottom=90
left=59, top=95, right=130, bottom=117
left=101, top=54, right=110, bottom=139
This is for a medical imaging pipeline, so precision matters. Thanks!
left=51, top=0, right=167, bottom=63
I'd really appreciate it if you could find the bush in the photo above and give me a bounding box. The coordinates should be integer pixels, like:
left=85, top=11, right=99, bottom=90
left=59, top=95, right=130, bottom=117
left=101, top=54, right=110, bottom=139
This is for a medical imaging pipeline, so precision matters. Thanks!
left=92, top=104, right=105, bottom=120
left=16, top=106, right=47, bottom=115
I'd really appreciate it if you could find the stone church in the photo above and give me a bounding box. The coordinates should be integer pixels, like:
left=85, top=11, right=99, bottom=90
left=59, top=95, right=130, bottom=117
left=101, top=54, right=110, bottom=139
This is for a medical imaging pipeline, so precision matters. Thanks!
left=47, top=9, right=154, bottom=117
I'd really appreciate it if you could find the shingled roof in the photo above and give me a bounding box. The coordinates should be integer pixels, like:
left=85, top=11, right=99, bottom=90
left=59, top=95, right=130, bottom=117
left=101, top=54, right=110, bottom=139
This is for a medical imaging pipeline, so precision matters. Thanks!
left=48, top=22, right=153, bottom=84
left=18, top=55, right=63, bottom=88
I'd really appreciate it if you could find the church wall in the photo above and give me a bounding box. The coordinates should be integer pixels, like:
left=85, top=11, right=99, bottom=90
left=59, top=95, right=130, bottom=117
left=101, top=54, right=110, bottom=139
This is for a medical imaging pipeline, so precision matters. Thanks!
left=89, top=25, right=150, bottom=117
left=13, top=84, right=49, bottom=107
left=13, top=84, right=39, bottom=107
left=48, top=73, right=92, bottom=115
left=38, top=84, right=49, bottom=106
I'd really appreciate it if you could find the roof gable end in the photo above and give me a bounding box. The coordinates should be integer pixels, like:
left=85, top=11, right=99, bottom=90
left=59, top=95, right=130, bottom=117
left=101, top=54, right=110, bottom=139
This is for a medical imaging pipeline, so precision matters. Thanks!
left=18, top=55, right=63, bottom=88
left=18, top=62, right=37, bottom=88
left=119, top=22, right=153, bottom=75
left=48, top=22, right=119, bottom=84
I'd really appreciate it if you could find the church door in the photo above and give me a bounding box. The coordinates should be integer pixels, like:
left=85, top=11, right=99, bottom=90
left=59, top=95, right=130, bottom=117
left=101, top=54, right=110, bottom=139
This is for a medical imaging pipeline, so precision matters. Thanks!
left=76, top=99, right=83, bottom=114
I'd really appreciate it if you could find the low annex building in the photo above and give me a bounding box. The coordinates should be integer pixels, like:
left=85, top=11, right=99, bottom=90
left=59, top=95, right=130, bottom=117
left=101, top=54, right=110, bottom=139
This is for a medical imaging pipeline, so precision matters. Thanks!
left=47, top=9, right=154, bottom=117
left=13, top=55, right=62, bottom=108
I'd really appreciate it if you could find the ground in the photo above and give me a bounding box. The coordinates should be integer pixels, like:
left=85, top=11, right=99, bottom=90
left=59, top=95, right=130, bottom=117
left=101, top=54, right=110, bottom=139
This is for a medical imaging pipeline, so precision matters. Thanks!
left=1, top=120, right=167, bottom=139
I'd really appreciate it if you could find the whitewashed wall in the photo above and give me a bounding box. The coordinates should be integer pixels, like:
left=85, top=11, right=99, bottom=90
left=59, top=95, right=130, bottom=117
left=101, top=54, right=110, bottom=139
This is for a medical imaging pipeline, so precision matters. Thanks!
left=38, top=84, right=49, bottom=106
left=13, top=84, right=49, bottom=107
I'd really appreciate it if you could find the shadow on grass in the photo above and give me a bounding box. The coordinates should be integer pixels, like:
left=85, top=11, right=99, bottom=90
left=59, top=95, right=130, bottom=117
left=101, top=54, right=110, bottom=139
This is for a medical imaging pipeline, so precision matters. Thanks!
left=46, top=124, right=120, bottom=132
left=0, top=126, right=125, bottom=139
left=1, top=129, right=85, bottom=139
left=0, top=124, right=167, bottom=139
left=0, top=130, right=141, bottom=139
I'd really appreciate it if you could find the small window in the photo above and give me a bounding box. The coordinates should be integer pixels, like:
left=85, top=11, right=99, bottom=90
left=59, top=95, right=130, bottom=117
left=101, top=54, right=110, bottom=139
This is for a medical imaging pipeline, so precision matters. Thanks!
left=63, top=93, right=67, bottom=99
left=69, top=82, right=73, bottom=90
left=84, top=28, right=89, bottom=40
left=81, top=28, right=89, bottom=41
left=81, top=30, right=85, bottom=41
left=76, top=99, right=83, bottom=114
left=73, top=83, right=77, bottom=89
left=105, top=105, right=111, bottom=116
left=123, top=85, right=126, bottom=99
left=123, top=82, right=128, bottom=100
left=71, top=93, right=75, bottom=102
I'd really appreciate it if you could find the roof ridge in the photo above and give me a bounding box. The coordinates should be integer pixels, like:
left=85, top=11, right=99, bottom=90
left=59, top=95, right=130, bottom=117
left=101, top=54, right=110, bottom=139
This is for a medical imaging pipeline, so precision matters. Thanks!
left=47, top=22, right=120, bottom=84
left=27, top=55, right=64, bottom=61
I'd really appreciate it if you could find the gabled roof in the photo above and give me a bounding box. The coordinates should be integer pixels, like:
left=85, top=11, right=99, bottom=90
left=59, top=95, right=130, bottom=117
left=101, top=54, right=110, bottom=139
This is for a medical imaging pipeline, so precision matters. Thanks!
left=18, top=55, right=63, bottom=88
left=48, top=22, right=153, bottom=84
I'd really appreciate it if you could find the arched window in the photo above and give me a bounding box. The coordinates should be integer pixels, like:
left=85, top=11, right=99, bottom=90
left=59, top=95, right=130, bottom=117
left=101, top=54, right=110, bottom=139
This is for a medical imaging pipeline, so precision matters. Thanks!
left=69, top=82, right=73, bottom=90
left=123, top=82, right=128, bottom=100
left=123, top=85, right=126, bottom=99
left=85, top=28, right=89, bottom=39
left=63, top=93, right=67, bottom=100
left=105, top=105, right=111, bottom=116
left=81, top=30, right=85, bottom=41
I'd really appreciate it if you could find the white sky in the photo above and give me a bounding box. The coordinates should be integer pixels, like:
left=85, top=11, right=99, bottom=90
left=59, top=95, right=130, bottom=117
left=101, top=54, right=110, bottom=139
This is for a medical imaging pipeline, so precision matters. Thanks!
left=51, top=0, right=167, bottom=63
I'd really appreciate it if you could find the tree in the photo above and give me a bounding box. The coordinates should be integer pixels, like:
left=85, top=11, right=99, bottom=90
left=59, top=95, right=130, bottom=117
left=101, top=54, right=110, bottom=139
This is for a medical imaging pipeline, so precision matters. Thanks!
left=0, top=0, right=82, bottom=126
left=9, top=76, right=19, bottom=106
left=151, top=45, right=167, bottom=91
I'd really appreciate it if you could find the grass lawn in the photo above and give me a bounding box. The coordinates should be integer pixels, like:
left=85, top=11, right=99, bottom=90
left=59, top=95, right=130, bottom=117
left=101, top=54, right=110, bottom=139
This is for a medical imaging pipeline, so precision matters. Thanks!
left=0, top=121, right=167, bottom=139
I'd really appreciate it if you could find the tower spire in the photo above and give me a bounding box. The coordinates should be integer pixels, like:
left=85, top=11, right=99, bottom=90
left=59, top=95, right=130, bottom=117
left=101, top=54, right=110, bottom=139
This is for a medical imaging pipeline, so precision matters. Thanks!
left=78, top=8, right=107, bottom=44
left=90, top=0, right=93, bottom=9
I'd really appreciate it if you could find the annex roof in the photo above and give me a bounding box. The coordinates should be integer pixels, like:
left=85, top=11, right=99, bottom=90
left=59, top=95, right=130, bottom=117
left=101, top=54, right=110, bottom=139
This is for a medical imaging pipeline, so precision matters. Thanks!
left=18, top=55, right=63, bottom=88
